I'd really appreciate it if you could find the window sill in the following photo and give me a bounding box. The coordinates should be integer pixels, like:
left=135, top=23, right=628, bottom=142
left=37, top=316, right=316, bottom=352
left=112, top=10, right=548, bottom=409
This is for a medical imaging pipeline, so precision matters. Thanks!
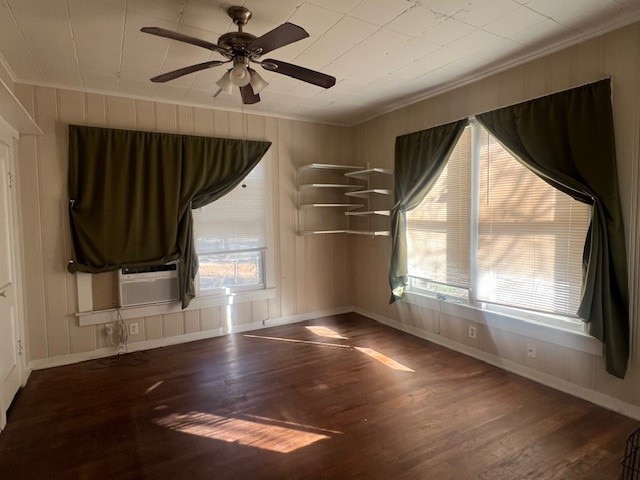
left=77, top=287, right=276, bottom=327
left=401, top=291, right=602, bottom=356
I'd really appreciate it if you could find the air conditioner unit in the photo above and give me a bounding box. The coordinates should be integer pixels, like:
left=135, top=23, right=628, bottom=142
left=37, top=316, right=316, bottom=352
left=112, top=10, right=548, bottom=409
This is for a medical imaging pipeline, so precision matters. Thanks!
left=118, top=262, right=180, bottom=307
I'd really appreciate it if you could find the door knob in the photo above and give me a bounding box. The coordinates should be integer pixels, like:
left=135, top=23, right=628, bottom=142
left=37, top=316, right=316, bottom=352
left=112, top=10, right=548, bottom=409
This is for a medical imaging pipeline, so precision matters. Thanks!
left=0, top=290, right=6, bottom=297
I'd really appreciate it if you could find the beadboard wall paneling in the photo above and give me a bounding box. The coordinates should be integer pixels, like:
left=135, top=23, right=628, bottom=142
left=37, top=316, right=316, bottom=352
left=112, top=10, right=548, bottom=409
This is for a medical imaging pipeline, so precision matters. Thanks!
left=352, top=23, right=640, bottom=406
left=15, top=87, right=353, bottom=362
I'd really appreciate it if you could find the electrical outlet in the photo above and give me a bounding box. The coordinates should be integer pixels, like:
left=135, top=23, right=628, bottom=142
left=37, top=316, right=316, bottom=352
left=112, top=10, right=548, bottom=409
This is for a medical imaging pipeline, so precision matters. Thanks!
left=527, top=342, right=536, bottom=358
left=129, top=322, right=139, bottom=336
left=468, top=325, right=477, bottom=339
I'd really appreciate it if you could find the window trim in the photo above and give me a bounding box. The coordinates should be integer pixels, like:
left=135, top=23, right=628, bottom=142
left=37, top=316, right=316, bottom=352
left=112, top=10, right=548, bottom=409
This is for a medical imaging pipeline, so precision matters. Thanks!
left=401, top=289, right=601, bottom=356
left=193, top=151, right=275, bottom=299
left=406, top=120, right=591, bottom=333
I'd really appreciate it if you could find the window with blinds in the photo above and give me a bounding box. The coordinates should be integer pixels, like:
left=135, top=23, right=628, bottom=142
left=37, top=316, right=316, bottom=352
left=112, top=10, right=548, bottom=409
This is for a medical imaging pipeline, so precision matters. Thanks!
left=476, top=129, right=590, bottom=316
left=192, top=157, right=267, bottom=293
left=407, top=126, right=472, bottom=299
left=407, top=122, right=591, bottom=321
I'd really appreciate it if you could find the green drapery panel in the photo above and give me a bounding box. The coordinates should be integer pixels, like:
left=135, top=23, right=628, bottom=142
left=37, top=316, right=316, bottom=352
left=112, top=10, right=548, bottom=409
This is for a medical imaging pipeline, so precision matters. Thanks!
left=67, top=125, right=271, bottom=308
left=476, top=79, right=629, bottom=378
left=389, top=119, right=468, bottom=302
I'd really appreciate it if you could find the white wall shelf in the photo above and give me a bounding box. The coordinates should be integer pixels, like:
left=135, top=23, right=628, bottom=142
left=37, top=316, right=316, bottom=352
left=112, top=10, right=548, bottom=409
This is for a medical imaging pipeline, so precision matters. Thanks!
left=344, top=168, right=393, bottom=180
left=297, top=162, right=392, bottom=236
left=299, top=183, right=364, bottom=191
left=346, top=230, right=390, bottom=236
left=345, top=210, right=390, bottom=216
left=298, top=229, right=347, bottom=235
left=297, top=163, right=366, bottom=234
left=345, top=189, right=392, bottom=198
left=343, top=164, right=393, bottom=236
left=299, top=163, right=361, bottom=173
left=300, top=203, right=364, bottom=209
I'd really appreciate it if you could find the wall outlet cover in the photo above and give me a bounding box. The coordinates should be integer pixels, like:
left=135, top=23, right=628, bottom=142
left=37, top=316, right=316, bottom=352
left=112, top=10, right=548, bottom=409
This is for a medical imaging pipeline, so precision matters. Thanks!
left=527, top=342, right=536, bottom=358
left=468, top=325, right=476, bottom=339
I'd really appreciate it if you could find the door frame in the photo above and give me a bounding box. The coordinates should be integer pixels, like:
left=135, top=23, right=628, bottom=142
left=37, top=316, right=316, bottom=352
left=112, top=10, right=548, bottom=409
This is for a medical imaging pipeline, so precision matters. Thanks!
left=0, top=119, right=28, bottom=431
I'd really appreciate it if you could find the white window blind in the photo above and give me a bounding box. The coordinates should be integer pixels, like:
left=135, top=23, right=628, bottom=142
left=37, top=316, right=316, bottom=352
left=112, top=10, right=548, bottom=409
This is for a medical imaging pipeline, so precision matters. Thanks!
left=407, top=127, right=472, bottom=291
left=192, top=157, right=267, bottom=292
left=476, top=128, right=590, bottom=316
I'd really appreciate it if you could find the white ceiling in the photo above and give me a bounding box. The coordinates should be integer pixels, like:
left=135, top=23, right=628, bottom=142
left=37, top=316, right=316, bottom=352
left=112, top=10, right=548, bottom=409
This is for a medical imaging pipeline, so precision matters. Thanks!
left=1, top=0, right=640, bottom=125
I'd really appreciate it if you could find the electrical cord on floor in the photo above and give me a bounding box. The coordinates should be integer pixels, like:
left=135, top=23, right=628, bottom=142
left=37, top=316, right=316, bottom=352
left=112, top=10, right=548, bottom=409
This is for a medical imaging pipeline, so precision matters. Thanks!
left=116, top=308, right=129, bottom=354
left=91, top=308, right=148, bottom=370
left=88, top=350, right=149, bottom=370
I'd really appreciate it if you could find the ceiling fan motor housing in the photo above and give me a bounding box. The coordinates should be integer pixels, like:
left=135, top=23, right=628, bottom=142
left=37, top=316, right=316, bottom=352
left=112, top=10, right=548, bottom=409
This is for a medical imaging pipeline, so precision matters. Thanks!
left=217, top=32, right=257, bottom=54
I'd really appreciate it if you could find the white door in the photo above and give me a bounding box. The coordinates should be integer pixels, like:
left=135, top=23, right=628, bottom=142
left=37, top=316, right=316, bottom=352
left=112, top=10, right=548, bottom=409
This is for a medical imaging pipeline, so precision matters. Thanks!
left=0, top=139, right=21, bottom=431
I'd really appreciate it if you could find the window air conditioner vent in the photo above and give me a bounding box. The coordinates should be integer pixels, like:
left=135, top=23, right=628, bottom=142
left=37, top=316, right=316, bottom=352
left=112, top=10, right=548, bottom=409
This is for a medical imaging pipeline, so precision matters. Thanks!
left=118, top=262, right=179, bottom=307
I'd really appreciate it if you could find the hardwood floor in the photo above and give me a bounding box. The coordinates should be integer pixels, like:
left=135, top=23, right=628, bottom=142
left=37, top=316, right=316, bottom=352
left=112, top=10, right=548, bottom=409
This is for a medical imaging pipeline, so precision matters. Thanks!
left=0, top=313, right=636, bottom=479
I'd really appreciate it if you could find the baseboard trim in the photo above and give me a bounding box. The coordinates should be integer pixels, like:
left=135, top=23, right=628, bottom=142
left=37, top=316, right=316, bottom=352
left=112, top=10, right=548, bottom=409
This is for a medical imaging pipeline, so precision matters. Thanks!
left=28, top=306, right=353, bottom=371
left=353, top=306, right=640, bottom=421
left=263, top=306, right=353, bottom=327
left=21, top=367, right=31, bottom=387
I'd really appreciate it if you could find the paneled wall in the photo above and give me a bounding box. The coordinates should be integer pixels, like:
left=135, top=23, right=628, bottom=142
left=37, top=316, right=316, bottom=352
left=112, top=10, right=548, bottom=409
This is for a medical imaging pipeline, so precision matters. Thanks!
left=351, top=23, right=640, bottom=407
left=14, top=86, right=353, bottom=362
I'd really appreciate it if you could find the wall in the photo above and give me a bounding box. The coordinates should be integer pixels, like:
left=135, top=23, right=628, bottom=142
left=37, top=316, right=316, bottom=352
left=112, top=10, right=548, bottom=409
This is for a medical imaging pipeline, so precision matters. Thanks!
left=351, top=22, right=640, bottom=409
left=0, top=60, right=15, bottom=94
left=14, top=85, right=353, bottom=364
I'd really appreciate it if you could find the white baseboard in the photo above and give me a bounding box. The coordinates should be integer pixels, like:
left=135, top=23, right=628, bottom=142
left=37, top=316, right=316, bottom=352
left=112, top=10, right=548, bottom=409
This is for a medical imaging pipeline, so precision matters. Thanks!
left=29, top=320, right=262, bottom=370
left=263, top=306, right=353, bottom=327
left=21, top=367, right=31, bottom=387
left=353, top=306, right=640, bottom=421
left=28, top=306, right=353, bottom=371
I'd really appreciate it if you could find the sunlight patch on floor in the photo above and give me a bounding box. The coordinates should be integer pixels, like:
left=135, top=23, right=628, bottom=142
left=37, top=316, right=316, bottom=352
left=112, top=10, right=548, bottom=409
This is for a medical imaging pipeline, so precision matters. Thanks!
left=355, top=347, right=415, bottom=372
left=305, top=325, right=348, bottom=339
left=155, top=412, right=333, bottom=453
left=244, top=333, right=415, bottom=372
left=242, top=414, right=343, bottom=435
left=145, top=381, right=163, bottom=394
left=243, top=334, right=350, bottom=348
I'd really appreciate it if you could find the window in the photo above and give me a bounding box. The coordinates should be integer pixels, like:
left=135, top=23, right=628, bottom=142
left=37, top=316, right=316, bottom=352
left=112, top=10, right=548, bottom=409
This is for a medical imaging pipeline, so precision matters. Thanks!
left=407, top=122, right=591, bottom=326
left=192, top=156, right=267, bottom=294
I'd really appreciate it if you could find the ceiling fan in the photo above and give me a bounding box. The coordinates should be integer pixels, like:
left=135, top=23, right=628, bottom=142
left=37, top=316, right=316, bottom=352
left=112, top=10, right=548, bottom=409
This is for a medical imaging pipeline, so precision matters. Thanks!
left=141, top=5, right=336, bottom=105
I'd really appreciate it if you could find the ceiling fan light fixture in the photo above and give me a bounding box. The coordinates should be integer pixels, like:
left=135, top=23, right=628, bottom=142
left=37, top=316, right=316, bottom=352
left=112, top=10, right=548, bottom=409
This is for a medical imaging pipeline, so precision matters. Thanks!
left=249, top=69, right=269, bottom=94
left=216, top=71, right=234, bottom=94
left=230, top=60, right=251, bottom=87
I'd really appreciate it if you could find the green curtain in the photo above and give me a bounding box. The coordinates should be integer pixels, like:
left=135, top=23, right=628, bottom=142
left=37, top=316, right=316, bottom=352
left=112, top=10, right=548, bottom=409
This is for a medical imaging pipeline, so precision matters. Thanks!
left=389, top=119, right=468, bottom=302
left=476, top=79, right=629, bottom=378
left=67, top=125, right=271, bottom=308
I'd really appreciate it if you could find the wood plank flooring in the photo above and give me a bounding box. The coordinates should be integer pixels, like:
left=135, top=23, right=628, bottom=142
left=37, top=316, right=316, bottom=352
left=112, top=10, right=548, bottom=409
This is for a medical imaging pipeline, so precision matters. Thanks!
left=0, top=313, right=637, bottom=479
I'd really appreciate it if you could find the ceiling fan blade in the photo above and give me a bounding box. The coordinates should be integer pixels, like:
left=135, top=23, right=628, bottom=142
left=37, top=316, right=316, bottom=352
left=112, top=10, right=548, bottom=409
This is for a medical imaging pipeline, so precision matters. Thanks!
left=150, top=61, right=225, bottom=83
left=141, top=27, right=228, bottom=55
left=261, top=59, right=336, bottom=89
left=240, top=84, right=261, bottom=104
left=248, top=23, right=309, bottom=56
